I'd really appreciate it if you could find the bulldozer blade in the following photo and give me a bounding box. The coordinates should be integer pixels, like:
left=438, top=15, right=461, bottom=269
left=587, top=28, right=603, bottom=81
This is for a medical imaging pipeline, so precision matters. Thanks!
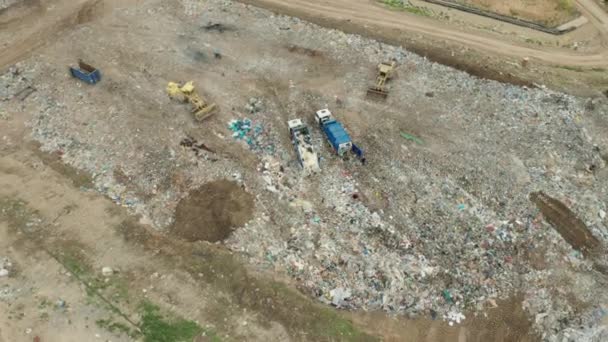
left=366, top=87, right=388, bottom=100
left=194, top=103, right=217, bottom=121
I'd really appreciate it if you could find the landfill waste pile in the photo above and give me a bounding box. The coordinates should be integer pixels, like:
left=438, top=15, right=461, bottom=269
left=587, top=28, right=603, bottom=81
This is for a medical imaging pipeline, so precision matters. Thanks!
left=0, top=0, right=19, bottom=10
left=0, top=257, right=12, bottom=278
left=245, top=97, right=264, bottom=114
left=0, top=0, right=604, bottom=340
left=228, top=118, right=276, bottom=155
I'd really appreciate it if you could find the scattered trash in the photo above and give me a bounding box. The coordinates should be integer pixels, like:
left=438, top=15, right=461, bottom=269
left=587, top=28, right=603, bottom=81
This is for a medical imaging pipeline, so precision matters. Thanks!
left=55, top=299, right=66, bottom=308
left=329, top=287, right=352, bottom=307
left=400, top=132, right=424, bottom=145
left=101, top=267, right=113, bottom=277
left=245, top=97, right=264, bottom=114
left=445, top=310, right=466, bottom=326
left=0, top=257, right=12, bottom=277
left=202, top=22, right=233, bottom=33
left=13, top=86, right=36, bottom=101
left=228, top=118, right=276, bottom=154
left=8, top=2, right=607, bottom=339
left=442, top=289, right=453, bottom=304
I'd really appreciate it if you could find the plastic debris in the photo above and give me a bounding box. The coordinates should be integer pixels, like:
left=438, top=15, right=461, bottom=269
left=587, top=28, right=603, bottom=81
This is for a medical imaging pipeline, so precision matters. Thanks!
left=329, top=287, right=352, bottom=307
left=400, top=132, right=424, bottom=145
left=101, top=267, right=113, bottom=277
left=228, top=118, right=276, bottom=154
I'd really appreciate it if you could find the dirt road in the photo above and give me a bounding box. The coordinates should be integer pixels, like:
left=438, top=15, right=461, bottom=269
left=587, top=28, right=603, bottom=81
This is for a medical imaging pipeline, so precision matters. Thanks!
left=239, top=0, right=608, bottom=67
left=576, top=0, right=608, bottom=41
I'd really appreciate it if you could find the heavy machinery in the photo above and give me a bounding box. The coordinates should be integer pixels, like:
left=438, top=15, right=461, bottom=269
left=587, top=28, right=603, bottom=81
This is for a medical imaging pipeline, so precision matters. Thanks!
left=288, top=119, right=320, bottom=174
left=314, top=109, right=365, bottom=162
left=366, top=60, right=396, bottom=99
left=167, top=81, right=217, bottom=121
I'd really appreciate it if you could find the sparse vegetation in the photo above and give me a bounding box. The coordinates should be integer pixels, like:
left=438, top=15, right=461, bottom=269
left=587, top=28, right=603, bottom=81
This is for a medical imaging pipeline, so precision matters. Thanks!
left=96, top=318, right=140, bottom=338
left=139, top=301, right=206, bottom=342
left=381, top=0, right=432, bottom=16
left=455, top=0, right=580, bottom=27
left=557, top=0, right=577, bottom=15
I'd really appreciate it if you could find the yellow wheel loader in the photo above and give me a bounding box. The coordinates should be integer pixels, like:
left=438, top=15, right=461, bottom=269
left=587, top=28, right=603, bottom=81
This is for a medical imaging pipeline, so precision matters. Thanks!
left=167, top=81, right=217, bottom=121
left=367, top=61, right=396, bottom=100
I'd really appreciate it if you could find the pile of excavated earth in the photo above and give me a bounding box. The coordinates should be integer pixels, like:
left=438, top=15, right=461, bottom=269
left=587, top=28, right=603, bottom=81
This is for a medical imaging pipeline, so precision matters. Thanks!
left=2, top=0, right=607, bottom=340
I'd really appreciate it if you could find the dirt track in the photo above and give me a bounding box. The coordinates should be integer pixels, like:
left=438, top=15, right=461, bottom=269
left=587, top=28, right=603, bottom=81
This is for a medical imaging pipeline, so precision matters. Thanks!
left=238, top=0, right=608, bottom=67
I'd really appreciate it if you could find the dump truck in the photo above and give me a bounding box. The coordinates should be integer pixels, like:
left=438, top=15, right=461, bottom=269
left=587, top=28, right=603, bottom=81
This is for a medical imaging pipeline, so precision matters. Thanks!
left=167, top=81, right=217, bottom=121
left=314, top=109, right=364, bottom=162
left=70, top=60, right=101, bottom=85
left=288, top=119, right=320, bottom=173
left=367, top=60, right=396, bottom=99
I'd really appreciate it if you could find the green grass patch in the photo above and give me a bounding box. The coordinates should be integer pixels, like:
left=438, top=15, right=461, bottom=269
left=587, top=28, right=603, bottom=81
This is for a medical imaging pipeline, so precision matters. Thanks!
left=380, top=0, right=431, bottom=16
left=558, top=65, right=584, bottom=72
left=96, top=318, right=140, bottom=339
left=557, top=0, right=577, bottom=15
left=525, top=38, right=543, bottom=46
left=0, top=198, right=43, bottom=233
left=139, top=301, right=208, bottom=342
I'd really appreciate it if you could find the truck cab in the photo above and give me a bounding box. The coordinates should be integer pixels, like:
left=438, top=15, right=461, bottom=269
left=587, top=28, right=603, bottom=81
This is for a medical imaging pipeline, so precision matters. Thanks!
left=314, top=109, right=332, bottom=125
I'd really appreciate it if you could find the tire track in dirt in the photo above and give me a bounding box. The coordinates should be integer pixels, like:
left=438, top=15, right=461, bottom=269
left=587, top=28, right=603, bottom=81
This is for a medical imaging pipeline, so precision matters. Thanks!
left=238, top=0, right=608, bottom=67
left=0, top=0, right=101, bottom=70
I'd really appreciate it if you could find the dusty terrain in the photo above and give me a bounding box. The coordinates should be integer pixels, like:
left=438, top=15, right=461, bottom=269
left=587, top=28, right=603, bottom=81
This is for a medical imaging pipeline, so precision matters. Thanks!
left=1, top=0, right=608, bottom=341
left=239, top=0, right=608, bottom=96
left=455, top=0, right=579, bottom=26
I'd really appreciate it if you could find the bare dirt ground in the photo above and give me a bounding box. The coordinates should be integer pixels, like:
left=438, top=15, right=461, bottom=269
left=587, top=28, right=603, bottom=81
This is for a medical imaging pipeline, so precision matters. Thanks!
left=1, top=0, right=608, bottom=341
left=237, top=0, right=608, bottom=66
left=238, top=0, right=608, bottom=96
left=455, top=0, right=579, bottom=26
left=172, top=180, right=254, bottom=242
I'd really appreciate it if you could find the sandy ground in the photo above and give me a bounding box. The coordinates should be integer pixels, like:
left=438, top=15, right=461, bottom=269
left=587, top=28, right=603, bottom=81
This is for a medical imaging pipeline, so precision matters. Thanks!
left=456, top=0, right=579, bottom=26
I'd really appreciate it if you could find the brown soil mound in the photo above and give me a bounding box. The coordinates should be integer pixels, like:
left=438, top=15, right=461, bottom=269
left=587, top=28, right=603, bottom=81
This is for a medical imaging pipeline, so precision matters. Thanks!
left=530, top=191, right=600, bottom=255
left=172, top=180, right=254, bottom=242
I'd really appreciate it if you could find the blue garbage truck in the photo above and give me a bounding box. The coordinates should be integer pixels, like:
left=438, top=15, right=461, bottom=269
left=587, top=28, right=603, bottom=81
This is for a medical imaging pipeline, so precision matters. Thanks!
left=314, top=109, right=364, bottom=162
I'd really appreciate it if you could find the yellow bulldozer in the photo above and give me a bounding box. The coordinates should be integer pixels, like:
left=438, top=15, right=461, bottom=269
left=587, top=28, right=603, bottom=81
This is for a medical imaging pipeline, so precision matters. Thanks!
left=167, top=81, right=217, bottom=121
left=367, top=61, right=396, bottom=100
